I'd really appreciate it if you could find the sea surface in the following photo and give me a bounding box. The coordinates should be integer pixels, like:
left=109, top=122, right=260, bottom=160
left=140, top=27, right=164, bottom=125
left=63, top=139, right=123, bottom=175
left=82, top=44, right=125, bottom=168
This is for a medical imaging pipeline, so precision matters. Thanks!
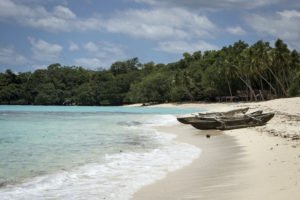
left=0, top=105, right=202, bottom=200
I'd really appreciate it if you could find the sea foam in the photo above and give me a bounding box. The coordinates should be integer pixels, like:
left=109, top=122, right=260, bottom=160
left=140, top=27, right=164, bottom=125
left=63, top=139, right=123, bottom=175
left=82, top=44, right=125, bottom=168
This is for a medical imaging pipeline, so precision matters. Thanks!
left=0, top=114, right=201, bottom=200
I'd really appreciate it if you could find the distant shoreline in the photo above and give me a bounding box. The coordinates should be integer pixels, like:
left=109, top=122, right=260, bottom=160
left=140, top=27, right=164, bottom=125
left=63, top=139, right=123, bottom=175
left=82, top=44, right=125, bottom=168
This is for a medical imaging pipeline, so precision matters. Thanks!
left=0, top=97, right=295, bottom=107
left=0, top=100, right=274, bottom=106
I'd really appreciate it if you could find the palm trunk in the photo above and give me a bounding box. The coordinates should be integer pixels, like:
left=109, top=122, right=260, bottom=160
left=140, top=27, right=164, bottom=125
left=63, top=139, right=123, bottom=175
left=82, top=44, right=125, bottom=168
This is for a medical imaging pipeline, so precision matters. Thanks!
left=237, top=75, right=257, bottom=101
left=184, top=88, right=194, bottom=101
left=257, top=72, right=277, bottom=96
left=226, top=76, right=233, bottom=99
left=266, top=66, right=288, bottom=97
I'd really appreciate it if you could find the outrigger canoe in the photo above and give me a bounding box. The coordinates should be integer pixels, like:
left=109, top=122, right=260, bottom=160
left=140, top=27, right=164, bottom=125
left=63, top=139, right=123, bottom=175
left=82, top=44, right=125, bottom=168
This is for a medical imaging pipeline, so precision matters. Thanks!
left=188, top=112, right=274, bottom=130
left=177, top=107, right=249, bottom=124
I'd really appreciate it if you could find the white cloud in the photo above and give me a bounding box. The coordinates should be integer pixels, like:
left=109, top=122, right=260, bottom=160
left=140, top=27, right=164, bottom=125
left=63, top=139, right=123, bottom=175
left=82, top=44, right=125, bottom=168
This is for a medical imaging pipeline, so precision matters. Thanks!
left=74, top=58, right=102, bottom=68
left=53, top=5, right=76, bottom=19
left=99, top=43, right=125, bottom=58
left=75, top=42, right=127, bottom=68
left=277, top=10, right=300, bottom=19
left=29, top=37, right=63, bottom=61
left=0, top=0, right=36, bottom=19
left=0, top=1, right=217, bottom=42
left=226, top=26, right=246, bottom=35
left=157, top=40, right=219, bottom=54
left=0, top=46, right=27, bottom=66
left=83, top=41, right=126, bottom=59
left=103, top=8, right=216, bottom=40
left=246, top=10, right=300, bottom=48
left=132, top=0, right=282, bottom=9
left=26, top=16, right=72, bottom=32
left=30, top=64, right=48, bottom=70
left=74, top=17, right=103, bottom=31
left=84, top=42, right=99, bottom=52
left=69, top=41, right=79, bottom=51
left=0, top=0, right=101, bottom=32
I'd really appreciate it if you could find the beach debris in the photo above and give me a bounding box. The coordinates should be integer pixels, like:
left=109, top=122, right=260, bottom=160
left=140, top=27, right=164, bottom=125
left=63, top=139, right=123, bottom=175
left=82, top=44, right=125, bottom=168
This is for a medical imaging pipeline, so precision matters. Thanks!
left=206, top=134, right=211, bottom=138
left=142, top=102, right=159, bottom=106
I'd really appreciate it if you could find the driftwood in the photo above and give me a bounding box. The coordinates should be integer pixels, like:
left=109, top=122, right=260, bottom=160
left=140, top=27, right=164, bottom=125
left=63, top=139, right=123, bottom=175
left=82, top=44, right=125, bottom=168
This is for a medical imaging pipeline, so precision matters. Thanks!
left=142, top=102, right=159, bottom=106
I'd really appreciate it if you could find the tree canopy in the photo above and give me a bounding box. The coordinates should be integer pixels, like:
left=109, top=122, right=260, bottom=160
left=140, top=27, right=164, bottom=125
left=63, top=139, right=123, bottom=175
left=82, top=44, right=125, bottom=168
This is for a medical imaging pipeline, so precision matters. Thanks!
left=0, top=39, right=299, bottom=105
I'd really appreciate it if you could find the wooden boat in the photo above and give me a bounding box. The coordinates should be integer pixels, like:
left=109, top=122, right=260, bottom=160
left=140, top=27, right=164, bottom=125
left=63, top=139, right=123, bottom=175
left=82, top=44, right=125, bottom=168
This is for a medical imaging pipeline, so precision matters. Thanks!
left=198, top=107, right=249, bottom=117
left=197, top=110, right=263, bottom=120
left=177, top=114, right=199, bottom=124
left=182, top=110, right=263, bottom=129
left=177, top=107, right=249, bottom=124
left=189, top=112, right=274, bottom=130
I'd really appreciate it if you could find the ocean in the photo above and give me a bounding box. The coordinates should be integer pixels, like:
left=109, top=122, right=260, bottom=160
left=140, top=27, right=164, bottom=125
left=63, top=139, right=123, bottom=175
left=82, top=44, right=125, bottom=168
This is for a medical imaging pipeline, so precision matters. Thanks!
left=0, top=105, right=202, bottom=200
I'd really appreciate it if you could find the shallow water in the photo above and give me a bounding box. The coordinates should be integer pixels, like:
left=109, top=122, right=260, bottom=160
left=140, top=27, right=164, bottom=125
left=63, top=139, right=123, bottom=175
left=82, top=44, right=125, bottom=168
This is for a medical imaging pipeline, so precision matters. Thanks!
left=0, top=106, right=202, bottom=200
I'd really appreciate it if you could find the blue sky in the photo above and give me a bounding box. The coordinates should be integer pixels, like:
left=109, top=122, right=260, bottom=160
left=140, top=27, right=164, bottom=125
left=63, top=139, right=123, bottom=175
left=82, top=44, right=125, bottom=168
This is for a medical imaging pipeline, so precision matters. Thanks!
left=0, top=0, right=300, bottom=72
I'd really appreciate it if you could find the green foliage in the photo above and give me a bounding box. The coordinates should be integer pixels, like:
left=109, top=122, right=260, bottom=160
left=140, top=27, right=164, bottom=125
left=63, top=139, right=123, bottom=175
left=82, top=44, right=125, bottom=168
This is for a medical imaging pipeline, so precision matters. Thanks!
left=110, top=57, right=140, bottom=76
left=34, top=83, right=60, bottom=105
left=126, top=72, right=172, bottom=103
left=74, top=83, right=95, bottom=105
left=0, top=39, right=300, bottom=105
left=288, top=72, right=300, bottom=97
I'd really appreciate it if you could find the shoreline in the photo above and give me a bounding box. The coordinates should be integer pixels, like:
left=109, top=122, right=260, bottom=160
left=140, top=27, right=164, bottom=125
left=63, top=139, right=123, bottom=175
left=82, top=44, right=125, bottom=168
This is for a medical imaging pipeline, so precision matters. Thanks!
left=133, top=125, right=247, bottom=200
left=132, top=97, right=300, bottom=199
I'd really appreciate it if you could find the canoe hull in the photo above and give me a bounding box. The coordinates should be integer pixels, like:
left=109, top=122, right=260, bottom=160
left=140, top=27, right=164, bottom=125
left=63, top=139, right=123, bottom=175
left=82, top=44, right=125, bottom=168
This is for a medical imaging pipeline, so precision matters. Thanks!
left=177, top=116, right=196, bottom=124
left=189, top=113, right=275, bottom=130
left=190, top=120, right=220, bottom=130
left=177, top=107, right=249, bottom=124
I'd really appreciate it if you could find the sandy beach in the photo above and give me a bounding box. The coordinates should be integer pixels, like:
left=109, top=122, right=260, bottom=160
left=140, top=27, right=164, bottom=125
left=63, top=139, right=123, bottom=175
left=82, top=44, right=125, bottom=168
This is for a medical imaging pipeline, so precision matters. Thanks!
left=132, top=97, right=300, bottom=199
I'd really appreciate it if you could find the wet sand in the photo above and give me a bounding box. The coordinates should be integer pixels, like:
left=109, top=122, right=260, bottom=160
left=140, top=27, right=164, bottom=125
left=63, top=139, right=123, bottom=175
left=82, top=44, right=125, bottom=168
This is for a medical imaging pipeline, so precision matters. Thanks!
left=133, top=124, right=247, bottom=200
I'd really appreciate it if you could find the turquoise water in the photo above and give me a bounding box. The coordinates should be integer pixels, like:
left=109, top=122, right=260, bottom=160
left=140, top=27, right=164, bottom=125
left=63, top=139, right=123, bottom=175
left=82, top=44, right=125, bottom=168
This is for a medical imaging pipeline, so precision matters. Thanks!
left=0, top=106, right=202, bottom=200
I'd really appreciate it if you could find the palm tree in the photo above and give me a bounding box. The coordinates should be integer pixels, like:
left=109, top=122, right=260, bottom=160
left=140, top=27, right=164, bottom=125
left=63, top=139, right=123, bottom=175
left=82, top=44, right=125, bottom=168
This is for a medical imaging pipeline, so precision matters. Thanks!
left=225, top=41, right=258, bottom=101
left=248, top=41, right=277, bottom=97
left=215, top=49, right=235, bottom=99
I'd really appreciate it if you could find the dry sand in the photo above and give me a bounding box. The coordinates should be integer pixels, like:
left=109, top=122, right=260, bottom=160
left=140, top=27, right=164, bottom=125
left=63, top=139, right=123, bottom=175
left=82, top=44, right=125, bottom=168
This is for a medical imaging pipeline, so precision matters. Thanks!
left=132, top=97, right=300, bottom=200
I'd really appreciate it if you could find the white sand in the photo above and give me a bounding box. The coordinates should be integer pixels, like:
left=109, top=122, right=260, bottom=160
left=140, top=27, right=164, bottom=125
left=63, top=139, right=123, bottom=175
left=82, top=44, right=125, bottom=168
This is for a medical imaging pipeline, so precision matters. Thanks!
left=132, top=97, right=300, bottom=200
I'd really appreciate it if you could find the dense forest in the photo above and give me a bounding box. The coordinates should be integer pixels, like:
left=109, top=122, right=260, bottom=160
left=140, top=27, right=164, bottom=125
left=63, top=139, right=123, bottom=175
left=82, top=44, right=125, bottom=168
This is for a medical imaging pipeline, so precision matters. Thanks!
left=0, top=39, right=300, bottom=105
